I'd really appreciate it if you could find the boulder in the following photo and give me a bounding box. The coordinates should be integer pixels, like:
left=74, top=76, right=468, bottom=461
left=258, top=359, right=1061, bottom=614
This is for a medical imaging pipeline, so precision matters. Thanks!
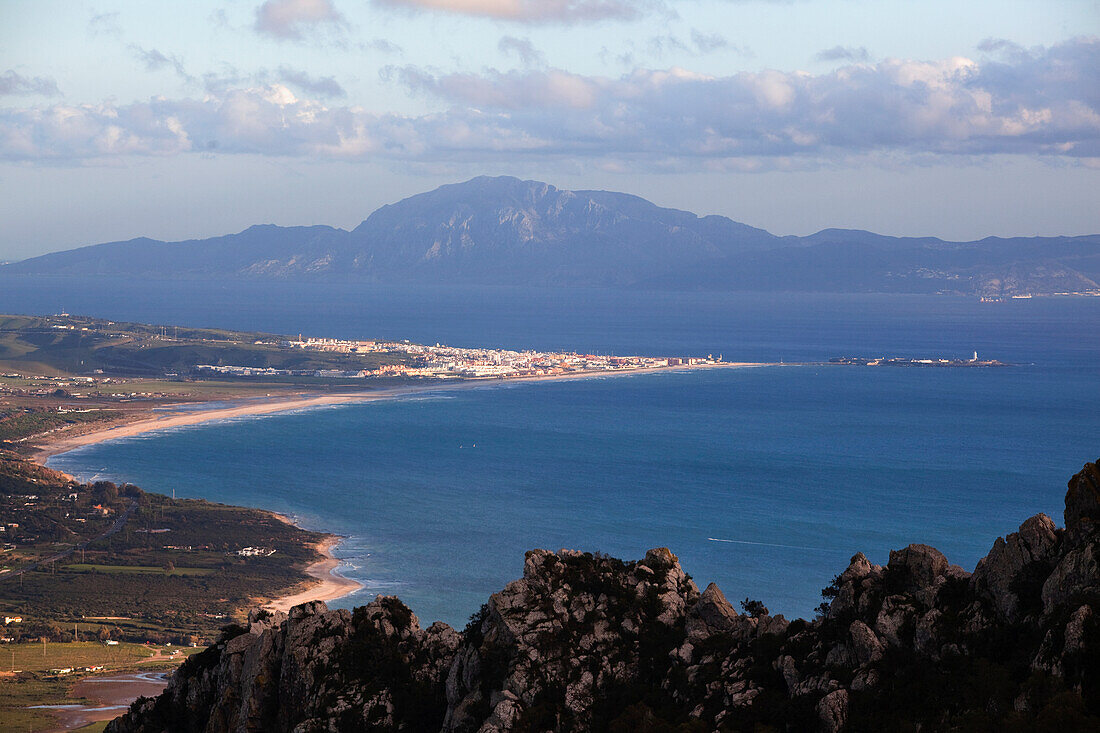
left=971, top=513, right=1059, bottom=621
left=849, top=620, right=884, bottom=665
left=686, top=582, right=741, bottom=640
left=888, top=544, right=949, bottom=605
left=817, top=689, right=849, bottom=733
left=1065, top=460, right=1100, bottom=542
left=1042, top=542, right=1099, bottom=615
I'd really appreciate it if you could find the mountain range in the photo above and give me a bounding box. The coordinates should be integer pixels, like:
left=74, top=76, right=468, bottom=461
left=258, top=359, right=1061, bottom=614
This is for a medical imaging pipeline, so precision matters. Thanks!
left=7, top=176, right=1099, bottom=296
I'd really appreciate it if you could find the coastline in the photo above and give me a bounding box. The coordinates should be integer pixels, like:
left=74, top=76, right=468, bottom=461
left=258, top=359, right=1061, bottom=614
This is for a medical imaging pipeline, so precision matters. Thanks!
left=262, top=529, right=363, bottom=613
left=32, top=362, right=771, bottom=464
left=26, top=361, right=770, bottom=614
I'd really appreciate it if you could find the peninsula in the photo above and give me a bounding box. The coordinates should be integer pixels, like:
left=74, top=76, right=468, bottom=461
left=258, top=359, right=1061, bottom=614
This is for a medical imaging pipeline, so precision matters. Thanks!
left=0, top=312, right=760, bottom=465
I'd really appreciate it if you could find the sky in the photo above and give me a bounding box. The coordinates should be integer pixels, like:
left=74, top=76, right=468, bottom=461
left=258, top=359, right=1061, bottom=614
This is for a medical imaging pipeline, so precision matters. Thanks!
left=1, top=0, right=1098, bottom=260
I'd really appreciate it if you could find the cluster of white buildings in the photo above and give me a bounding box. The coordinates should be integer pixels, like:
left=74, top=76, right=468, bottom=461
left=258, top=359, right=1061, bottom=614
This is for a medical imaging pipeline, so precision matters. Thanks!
left=270, top=336, right=721, bottom=380
left=195, top=365, right=370, bottom=378
left=235, top=547, right=276, bottom=557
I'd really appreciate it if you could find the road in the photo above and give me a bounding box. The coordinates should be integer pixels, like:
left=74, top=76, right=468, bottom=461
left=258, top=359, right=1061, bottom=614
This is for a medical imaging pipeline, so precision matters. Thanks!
left=0, top=498, right=138, bottom=580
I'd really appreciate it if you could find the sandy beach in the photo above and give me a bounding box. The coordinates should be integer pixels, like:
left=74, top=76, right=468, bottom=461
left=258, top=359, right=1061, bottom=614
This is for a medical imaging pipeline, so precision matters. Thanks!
left=31, top=388, right=408, bottom=463
left=29, top=361, right=770, bottom=614
left=263, top=528, right=363, bottom=612
left=32, top=362, right=770, bottom=465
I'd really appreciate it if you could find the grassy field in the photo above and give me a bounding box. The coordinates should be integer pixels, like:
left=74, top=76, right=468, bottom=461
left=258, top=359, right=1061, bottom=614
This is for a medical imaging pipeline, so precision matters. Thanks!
left=0, top=675, right=81, bottom=732
left=0, top=314, right=411, bottom=378
left=0, top=409, right=120, bottom=442
left=0, top=642, right=147, bottom=730
left=0, top=641, right=201, bottom=732
left=61, top=564, right=215, bottom=577
left=2, top=640, right=154, bottom=673
left=0, top=480, right=326, bottom=643
left=73, top=722, right=110, bottom=733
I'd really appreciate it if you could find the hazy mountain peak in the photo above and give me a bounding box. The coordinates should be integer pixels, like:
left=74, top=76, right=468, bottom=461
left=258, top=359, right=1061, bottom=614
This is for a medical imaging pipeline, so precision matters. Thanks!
left=3, top=176, right=1098, bottom=295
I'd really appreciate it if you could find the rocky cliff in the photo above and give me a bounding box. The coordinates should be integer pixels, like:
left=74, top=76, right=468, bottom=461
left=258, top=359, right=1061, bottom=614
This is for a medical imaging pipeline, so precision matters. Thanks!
left=109, top=460, right=1100, bottom=732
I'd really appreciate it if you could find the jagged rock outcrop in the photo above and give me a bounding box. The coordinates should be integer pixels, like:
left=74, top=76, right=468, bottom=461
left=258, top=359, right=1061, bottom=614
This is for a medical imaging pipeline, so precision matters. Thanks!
left=971, top=513, right=1060, bottom=621
left=111, top=598, right=460, bottom=732
left=109, top=460, right=1100, bottom=732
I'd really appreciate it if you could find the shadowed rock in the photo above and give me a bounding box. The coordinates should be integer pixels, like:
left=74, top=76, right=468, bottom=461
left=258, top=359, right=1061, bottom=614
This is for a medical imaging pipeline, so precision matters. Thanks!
left=108, top=461, right=1100, bottom=733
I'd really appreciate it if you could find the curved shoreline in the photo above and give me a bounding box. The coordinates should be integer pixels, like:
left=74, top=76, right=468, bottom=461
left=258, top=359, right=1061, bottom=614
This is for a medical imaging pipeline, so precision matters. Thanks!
left=33, top=387, right=419, bottom=464
left=263, top=533, right=363, bottom=613
left=31, top=362, right=770, bottom=613
left=34, top=362, right=770, bottom=465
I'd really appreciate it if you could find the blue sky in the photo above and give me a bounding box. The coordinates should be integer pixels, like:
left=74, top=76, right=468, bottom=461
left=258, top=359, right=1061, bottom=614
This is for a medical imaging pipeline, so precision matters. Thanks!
left=1, top=0, right=1098, bottom=259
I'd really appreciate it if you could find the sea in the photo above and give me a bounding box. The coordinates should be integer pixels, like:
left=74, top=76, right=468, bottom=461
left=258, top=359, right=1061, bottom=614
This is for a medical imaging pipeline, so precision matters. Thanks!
left=2, top=275, right=1097, bottom=627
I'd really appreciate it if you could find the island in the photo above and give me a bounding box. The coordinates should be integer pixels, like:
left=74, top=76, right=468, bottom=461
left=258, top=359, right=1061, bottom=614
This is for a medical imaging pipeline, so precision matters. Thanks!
left=829, top=352, right=1011, bottom=367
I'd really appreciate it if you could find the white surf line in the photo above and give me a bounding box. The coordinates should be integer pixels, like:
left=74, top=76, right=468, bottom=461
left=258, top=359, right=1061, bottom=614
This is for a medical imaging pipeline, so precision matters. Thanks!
left=707, top=537, right=852, bottom=554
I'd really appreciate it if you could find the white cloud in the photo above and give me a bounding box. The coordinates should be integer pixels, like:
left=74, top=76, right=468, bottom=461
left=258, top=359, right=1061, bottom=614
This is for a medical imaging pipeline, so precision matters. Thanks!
left=254, top=0, right=347, bottom=40
left=363, top=38, right=404, bottom=55
left=372, top=0, right=653, bottom=24
left=276, top=66, right=347, bottom=98
left=2, top=39, right=1096, bottom=168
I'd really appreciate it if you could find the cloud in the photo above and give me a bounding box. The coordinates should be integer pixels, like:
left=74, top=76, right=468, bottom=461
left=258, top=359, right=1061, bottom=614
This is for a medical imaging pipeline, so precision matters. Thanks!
left=498, top=36, right=545, bottom=66
left=0, top=71, right=61, bottom=97
left=210, top=8, right=232, bottom=28
left=977, top=38, right=1025, bottom=57
left=815, top=46, right=870, bottom=63
left=276, top=66, right=347, bottom=98
left=202, top=68, right=250, bottom=96
left=372, top=0, right=652, bottom=24
left=612, top=30, right=741, bottom=66
left=88, top=11, right=122, bottom=38
left=690, top=30, right=728, bottom=54
left=393, top=66, right=601, bottom=109
left=2, top=39, right=1097, bottom=168
left=254, top=0, right=347, bottom=40
left=130, top=46, right=191, bottom=80
left=646, top=34, right=691, bottom=57
left=363, top=38, right=404, bottom=55
left=201, top=66, right=346, bottom=98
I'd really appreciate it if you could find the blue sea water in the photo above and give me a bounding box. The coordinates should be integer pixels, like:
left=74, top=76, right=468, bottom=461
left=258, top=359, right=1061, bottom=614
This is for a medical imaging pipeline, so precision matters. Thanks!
left=3, top=276, right=1096, bottom=627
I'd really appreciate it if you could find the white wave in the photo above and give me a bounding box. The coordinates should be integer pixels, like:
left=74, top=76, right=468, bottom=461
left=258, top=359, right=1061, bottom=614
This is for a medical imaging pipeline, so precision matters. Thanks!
left=707, top=537, right=849, bottom=554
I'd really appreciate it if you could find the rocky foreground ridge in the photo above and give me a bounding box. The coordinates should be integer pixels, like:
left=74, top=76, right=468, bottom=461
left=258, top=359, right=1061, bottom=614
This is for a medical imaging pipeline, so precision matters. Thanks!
left=109, top=461, right=1100, bottom=732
